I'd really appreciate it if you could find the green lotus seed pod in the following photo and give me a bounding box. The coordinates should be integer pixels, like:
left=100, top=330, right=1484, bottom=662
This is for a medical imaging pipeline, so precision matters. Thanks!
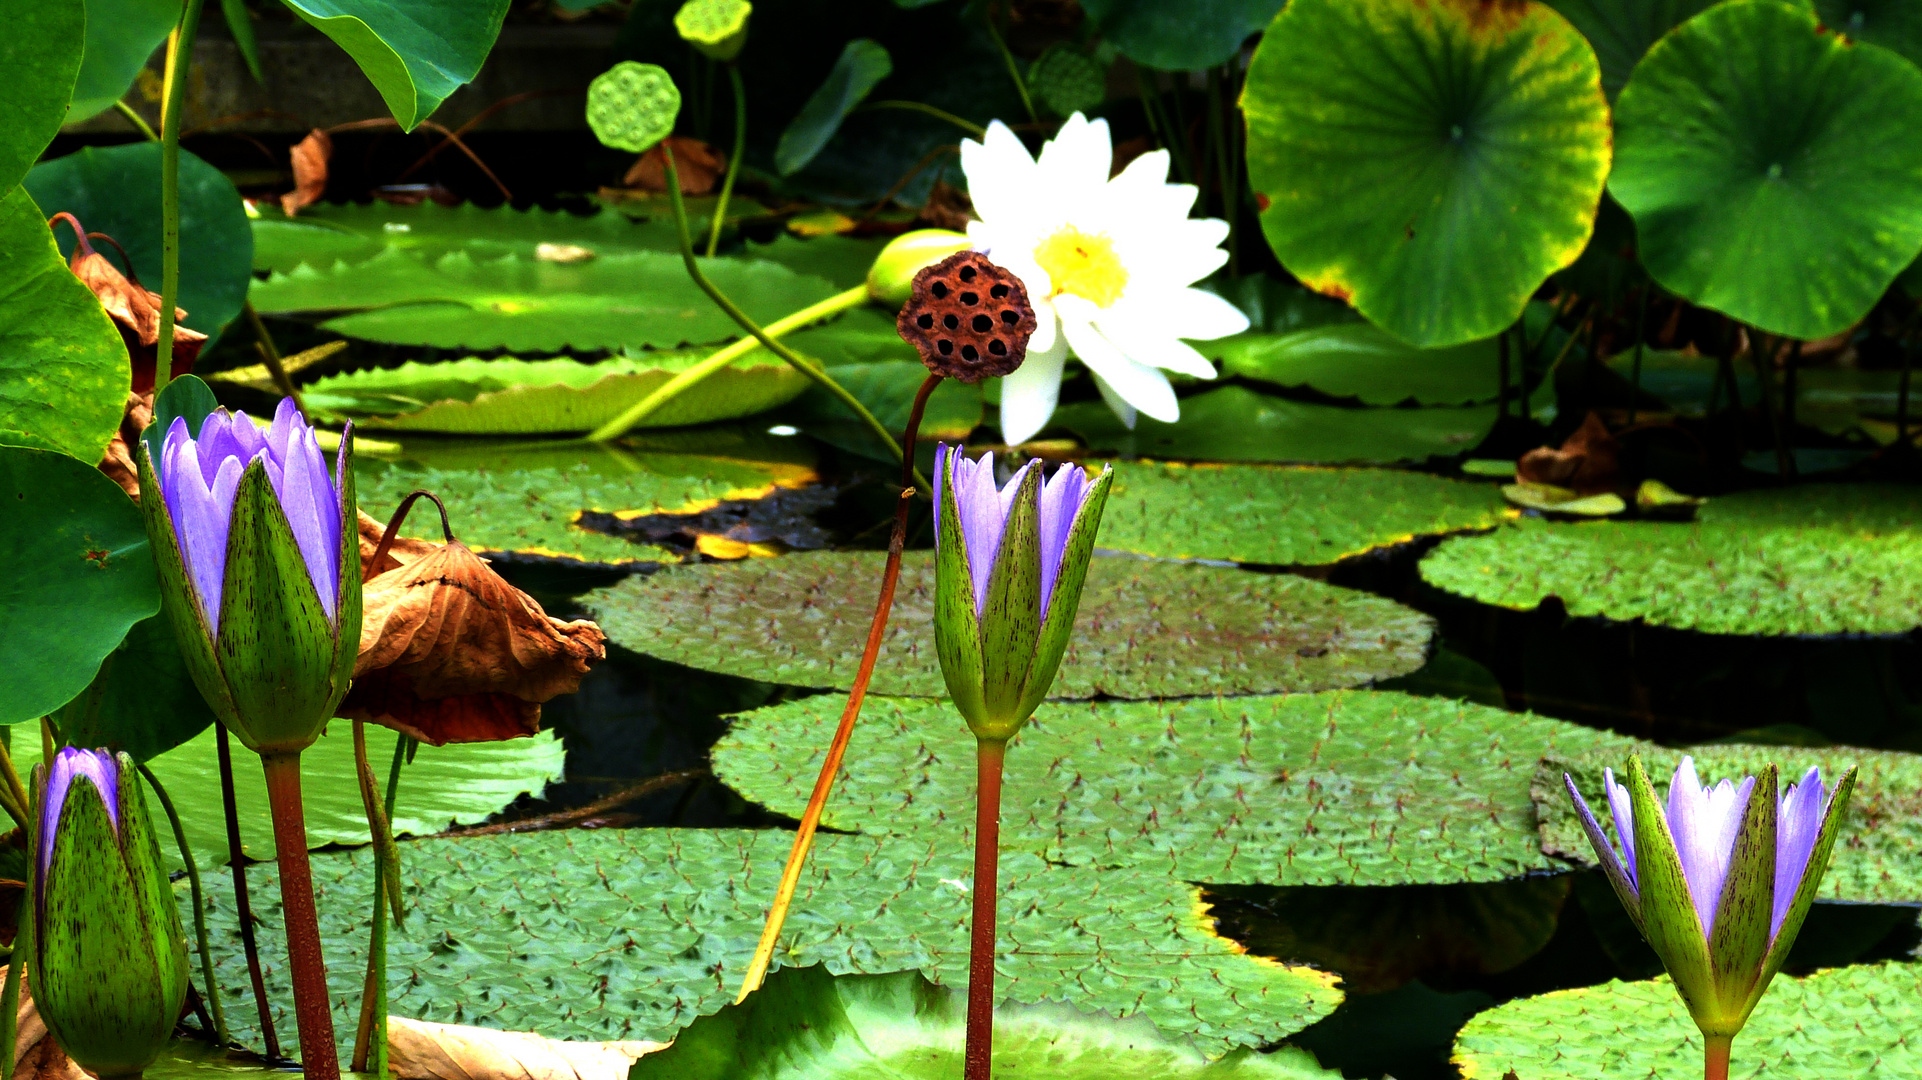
left=675, top=0, right=751, bottom=62
left=866, top=229, right=971, bottom=305
left=587, top=62, right=682, bottom=153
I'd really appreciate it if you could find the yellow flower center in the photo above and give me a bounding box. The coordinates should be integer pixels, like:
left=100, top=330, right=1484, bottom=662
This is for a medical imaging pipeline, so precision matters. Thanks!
left=1033, top=226, right=1128, bottom=309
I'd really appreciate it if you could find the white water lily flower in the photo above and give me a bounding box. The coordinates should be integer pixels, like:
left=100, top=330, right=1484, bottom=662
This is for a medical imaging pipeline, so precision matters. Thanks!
left=960, top=113, right=1249, bottom=445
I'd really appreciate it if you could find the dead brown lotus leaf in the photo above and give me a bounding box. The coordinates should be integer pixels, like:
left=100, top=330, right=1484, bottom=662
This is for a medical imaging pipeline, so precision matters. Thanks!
left=96, top=390, right=154, bottom=500
left=622, top=136, right=723, bottom=194
left=282, top=129, right=333, bottom=216
left=386, top=1015, right=663, bottom=1080
left=1516, top=411, right=1619, bottom=495
left=3, top=966, right=89, bottom=1080
left=341, top=532, right=606, bottom=746
left=357, top=509, right=442, bottom=576
left=67, top=243, right=205, bottom=395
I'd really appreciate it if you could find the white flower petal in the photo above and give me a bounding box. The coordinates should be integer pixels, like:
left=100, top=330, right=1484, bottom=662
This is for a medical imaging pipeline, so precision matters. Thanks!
left=1091, top=372, right=1139, bottom=430
left=1037, top=113, right=1112, bottom=197
left=1058, top=297, right=1180, bottom=422
left=960, top=121, right=1037, bottom=227
left=997, top=332, right=1068, bottom=445
left=1027, top=299, right=1059, bottom=355
left=1163, top=287, right=1253, bottom=340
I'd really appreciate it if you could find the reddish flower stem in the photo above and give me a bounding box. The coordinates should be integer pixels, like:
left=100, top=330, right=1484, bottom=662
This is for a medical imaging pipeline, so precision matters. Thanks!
left=964, top=737, right=1009, bottom=1080
left=261, top=751, right=340, bottom=1080
left=1705, top=1034, right=1732, bottom=1080
left=734, top=373, right=943, bottom=1002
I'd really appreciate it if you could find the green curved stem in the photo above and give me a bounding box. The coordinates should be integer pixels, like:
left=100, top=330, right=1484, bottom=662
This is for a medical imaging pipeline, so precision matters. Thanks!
left=857, top=100, right=987, bottom=139
left=705, top=64, right=747, bottom=258
left=982, top=13, right=1036, bottom=126
left=115, top=99, right=159, bottom=142
left=137, top=762, right=226, bottom=1047
left=659, top=147, right=929, bottom=492
left=588, top=285, right=867, bottom=442
left=155, top=0, right=207, bottom=398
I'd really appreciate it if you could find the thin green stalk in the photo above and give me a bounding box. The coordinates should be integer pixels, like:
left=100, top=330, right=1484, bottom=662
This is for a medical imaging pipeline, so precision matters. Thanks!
left=155, top=0, right=207, bottom=398
left=588, top=285, right=867, bottom=441
left=659, top=147, right=929, bottom=492
left=983, top=11, right=1037, bottom=126
left=137, top=762, right=226, bottom=1046
left=857, top=100, right=988, bottom=139
left=114, top=99, right=159, bottom=142
left=353, top=733, right=410, bottom=1077
left=705, top=64, right=748, bottom=258
left=1, top=871, right=29, bottom=1080
left=0, top=738, right=30, bottom=833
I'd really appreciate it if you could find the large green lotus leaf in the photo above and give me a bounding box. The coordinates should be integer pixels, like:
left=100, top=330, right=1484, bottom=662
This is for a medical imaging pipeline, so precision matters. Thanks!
left=55, top=613, right=215, bottom=764
left=250, top=248, right=840, bottom=353
left=11, top=723, right=564, bottom=871
left=249, top=202, right=683, bottom=274
left=1211, top=322, right=1501, bottom=406
left=1543, top=741, right=1922, bottom=904
left=304, top=351, right=810, bottom=434
left=749, top=234, right=890, bottom=292
left=587, top=552, right=1434, bottom=698
left=1609, top=0, right=1922, bottom=340
left=0, top=185, right=127, bottom=461
left=0, top=446, right=157, bottom=725
left=712, top=691, right=1632, bottom=885
left=787, top=360, right=984, bottom=444
left=1812, top=0, right=1922, bottom=67
left=27, top=142, right=253, bottom=346
left=775, top=39, right=893, bottom=177
left=278, top=0, right=508, bottom=131
left=1419, top=485, right=1922, bottom=636
left=356, top=443, right=818, bottom=565
left=631, top=965, right=1337, bottom=1080
left=66, top=0, right=178, bottom=122
left=1055, top=387, right=1498, bottom=464
left=1543, top=0, right=1715, bottom=100
left=0, top=0, right=82, bottom=190
left=1099, top=463, right=1511, bottom=566
left=194, top=829, right=1343, bottom=1059
left=1453, top=962, right=1922, bottom=1079
left=1082, top=0, right=1286, bottom=70
left=1242, top=0, right=1611, bottom=347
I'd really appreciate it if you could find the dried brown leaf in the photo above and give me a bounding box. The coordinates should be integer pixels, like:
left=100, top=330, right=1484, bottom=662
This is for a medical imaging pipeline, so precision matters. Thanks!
left=386, top=1015, right=662, bottom=1080
left=68, top=246, right=205, bottom=395
left=97, top=390, right=154, bottom=500
left=1516, top=411, right=1619, bottom=495
left=357, top=509, right=442, bottom=577
left=621, top=137, right=723, bottom=194
left=2, top=967, right=89, bottom=1080
left=282, top=129, right=333, bottom=216
left=914, top=180, right=975, bottom=231
left=341, top=535, right=606, bottom=745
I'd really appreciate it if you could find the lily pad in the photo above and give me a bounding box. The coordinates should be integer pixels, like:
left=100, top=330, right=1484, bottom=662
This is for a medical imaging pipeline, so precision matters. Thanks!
left=587, top=552, right=1435, bottom=698
left=65, top=0, right=178, bottom=121
left=279, top=0, right=509, bottom=131
left=711, top=690, right=1632, bottom=885
left=0, top=0, right=82, bottom=190
left=1608, top=0, right=1922, bottom=340
left=55, top=613, right=216, bottom=765
left=1542, top=741, right=1922, bottom=905
left=304, top=351, right=812, bottom=434
left=1419, top=484, right=1922, bottom=636
left=1453, top=962, right=1922, bottom=1079
left=1544, top=0, right=1715, bottom=100
left=631, top=965, right=1337, bottom=1080
left=1054, top=386, right=1498, bottom=464
left=11, top=723, right=565, bottom=870
left=0, top=446, right=157, bottom=726
left=0, top=185, right=127, bottom=461
left=1097, top=462, right=1512, bottom=566
left=248, top=248, right=840, bottom=354
left=1083, top=0, right=1286, bottom=71
left=1242, top=0, right=1612, bottom=347
left=27, top=142, right=253, bottom=346
left=250, top=202, right=682, bottom=274
left=356, top=443, right=818, bottom=565
left=195, top=829, right=1343, bottom=1059
left=1211, top=322, right=1501, bottom=406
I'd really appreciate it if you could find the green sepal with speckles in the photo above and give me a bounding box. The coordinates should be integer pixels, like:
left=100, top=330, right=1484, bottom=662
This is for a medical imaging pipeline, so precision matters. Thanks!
left=1625, top=754, right=1722, bottom=1034
left=1703, top=764, right=1775, bottom=1035
left=972, top=466, right=1044, bottom=741
left=1750, top=765, right=1858, bottom=1014
left=1014, top=467, right=1110, bottom=725
left=933, top=470, right=988, bottom=734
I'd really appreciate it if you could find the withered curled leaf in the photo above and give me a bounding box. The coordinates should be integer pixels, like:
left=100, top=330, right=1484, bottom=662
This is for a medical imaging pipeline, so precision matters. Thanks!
left=341, top=521, right=606, bottom=746
left=1516, top=411, right=1619, bottom=495
left=385, top=1015, right=662, bottom=1080
left=621, top=136, right=723, bottom=194
left=62, top=225, right=205, bottom=394
left=357, top=509, right=441, bottom=576
left=96, top=390, right=154, bottom=500
left=282, top=129, right=333, bottom=216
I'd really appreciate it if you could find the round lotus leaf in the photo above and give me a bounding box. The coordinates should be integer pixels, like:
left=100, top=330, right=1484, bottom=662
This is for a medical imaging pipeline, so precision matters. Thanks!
left=586, top=552, right=1435, bottom=698
left=1027, top=44, right=1107, bottom=119
left=1454, top=961, right=1922, bottom=1079
left=632, top=965, right=1338, bottom=1080
left=1099, top=463, right=1512, bottom=566
left=1419, top=484, right=1922, bottom=636
left=1544, top=741, right=1922, bottom=905
left=1242, top=0, right=1612, bottom=347
left=674, top=0, right=750, bottom=60
left=1542, top=0, right=1715, bottom=100
left=587, top=62, right=682, bottom=153
left=197, top=829, right=1344, bottom=1057
left=1609, top=0, right=1922, bottom=340
left=712, top=691, right=1632, bottom=886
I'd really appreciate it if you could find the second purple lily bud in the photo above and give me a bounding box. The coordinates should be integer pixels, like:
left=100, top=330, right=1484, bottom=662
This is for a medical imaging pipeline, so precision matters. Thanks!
left=931, top=446, right=1112, bottom=742
left=1566, top=754, right=1857, bottom=1080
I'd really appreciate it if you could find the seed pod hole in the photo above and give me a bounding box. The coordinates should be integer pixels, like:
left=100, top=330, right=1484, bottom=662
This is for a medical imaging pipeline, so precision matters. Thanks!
left=896, top=251, right=1038, bottom=382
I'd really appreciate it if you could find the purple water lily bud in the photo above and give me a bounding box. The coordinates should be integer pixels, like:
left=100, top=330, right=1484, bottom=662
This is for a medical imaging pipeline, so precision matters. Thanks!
left=137, top=397, right=362, bottom=753
left=931, top=446, right=1111, bottom=742
left=1566, top=753, right=1858, bottom=1062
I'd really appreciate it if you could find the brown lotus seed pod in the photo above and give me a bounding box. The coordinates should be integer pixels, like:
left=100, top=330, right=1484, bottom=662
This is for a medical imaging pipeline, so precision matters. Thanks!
left=895, top=250, right=1038, bottom=382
